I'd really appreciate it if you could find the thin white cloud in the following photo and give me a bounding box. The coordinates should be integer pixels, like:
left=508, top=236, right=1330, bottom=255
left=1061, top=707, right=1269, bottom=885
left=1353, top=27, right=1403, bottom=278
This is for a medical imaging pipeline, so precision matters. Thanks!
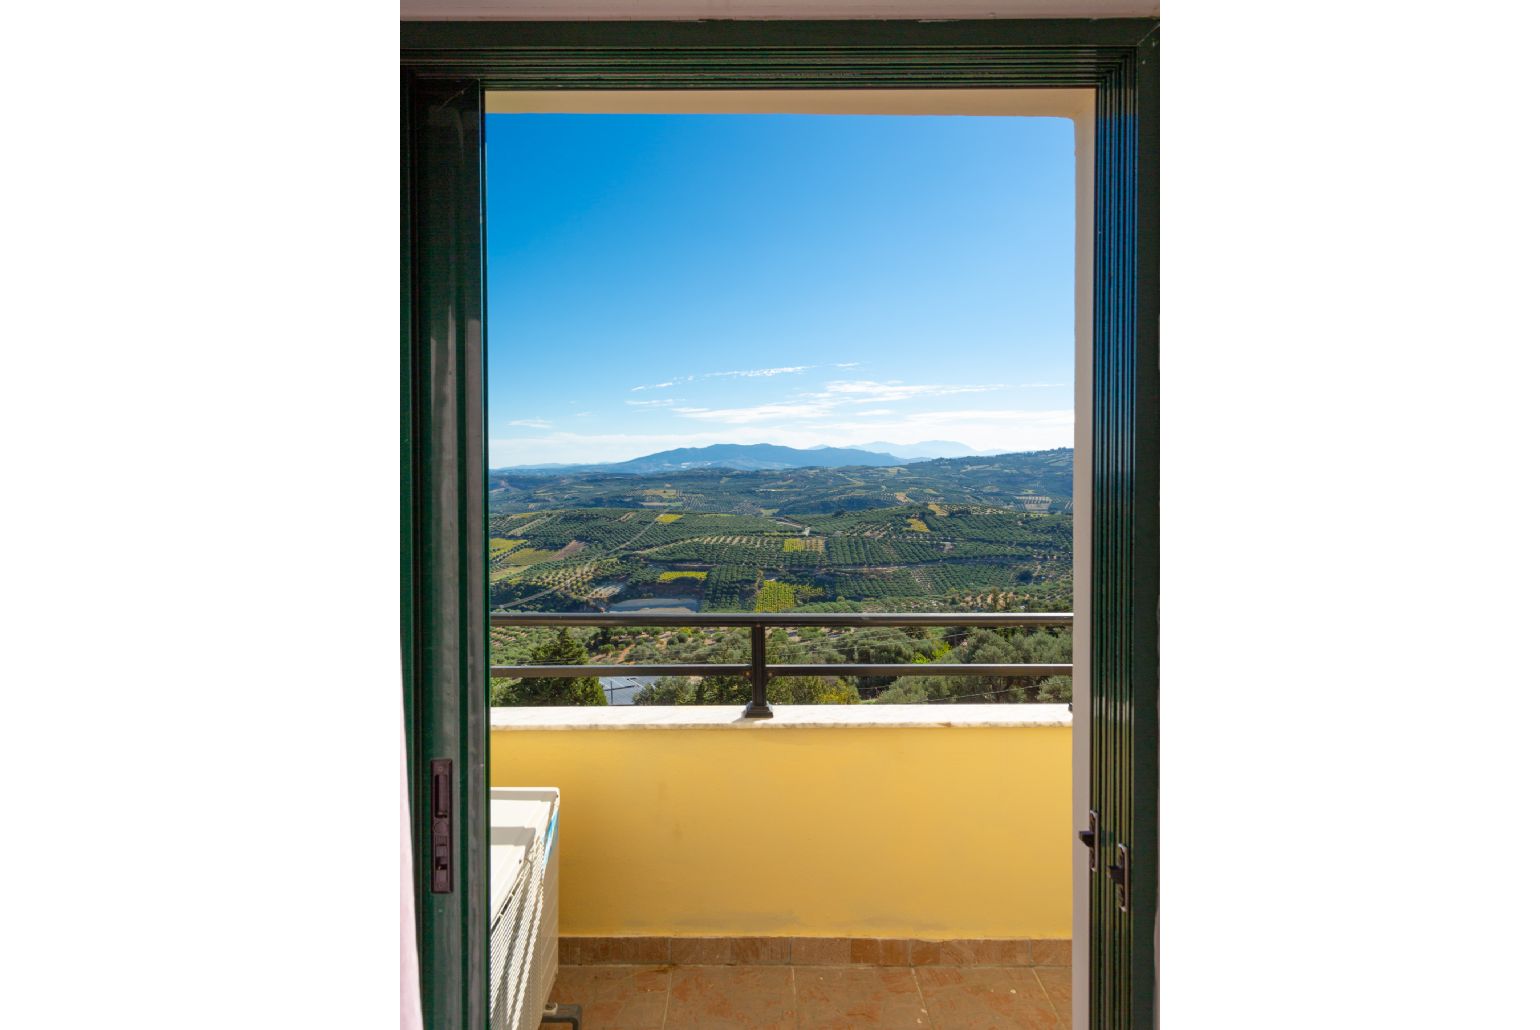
left=630, top=364, right=814, bottom=391
left=704, top=365, right=811, bottom=380
left=656, top=379, right=1049, bottom=426
left=818, top=380, right=1001, bottom=404
left=674, top=401, right=834, bottom=424
left=505, top=418, right=552, bottom=429
left=803, top=409, right=1072, bottom=433
left=489, top=406, right=1072, bottom=466
left=497, top=374, right=1070, bottom=465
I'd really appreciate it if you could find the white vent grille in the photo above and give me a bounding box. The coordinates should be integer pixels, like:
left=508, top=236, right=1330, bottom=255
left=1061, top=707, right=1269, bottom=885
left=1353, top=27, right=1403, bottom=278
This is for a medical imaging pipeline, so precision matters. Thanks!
left=489, top=790, right=560, bottom=1030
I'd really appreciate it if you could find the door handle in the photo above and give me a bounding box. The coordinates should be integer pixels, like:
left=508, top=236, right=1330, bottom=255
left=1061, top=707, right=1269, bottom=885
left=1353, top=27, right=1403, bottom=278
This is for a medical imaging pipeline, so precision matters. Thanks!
left=430, top=758, right=453, bottom=893
left=1079, top=809, right=1099, bottom=872
left=1107, top=842, right=1130, bottom=913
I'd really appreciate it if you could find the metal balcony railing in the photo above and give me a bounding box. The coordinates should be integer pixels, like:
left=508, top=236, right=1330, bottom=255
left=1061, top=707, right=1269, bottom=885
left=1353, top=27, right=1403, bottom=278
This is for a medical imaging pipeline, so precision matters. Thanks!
left=490, top=611, right=1072, bottom=718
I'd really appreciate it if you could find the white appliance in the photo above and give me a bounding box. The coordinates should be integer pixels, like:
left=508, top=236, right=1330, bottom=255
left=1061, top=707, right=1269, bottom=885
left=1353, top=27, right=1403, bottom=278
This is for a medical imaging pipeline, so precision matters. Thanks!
left=489, top=787, right=561, bottom=1030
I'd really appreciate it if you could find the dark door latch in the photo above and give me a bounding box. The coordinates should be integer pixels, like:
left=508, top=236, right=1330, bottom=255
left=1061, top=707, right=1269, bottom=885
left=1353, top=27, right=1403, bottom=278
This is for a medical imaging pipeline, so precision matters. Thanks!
left=1078, top=810, right=1099, bottom=872
left=430, top=758, right=453, bottom=893
left=1107, top=843, right=1130, bottom=913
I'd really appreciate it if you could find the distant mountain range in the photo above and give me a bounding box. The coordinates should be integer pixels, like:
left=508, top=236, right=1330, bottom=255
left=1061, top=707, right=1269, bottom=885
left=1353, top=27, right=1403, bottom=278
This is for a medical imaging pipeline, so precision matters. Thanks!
left=489, top=447, right=1074, bottom=517
left=497, top=441, right=983, bottom=476
left=847, top=440, right=981, bottom=460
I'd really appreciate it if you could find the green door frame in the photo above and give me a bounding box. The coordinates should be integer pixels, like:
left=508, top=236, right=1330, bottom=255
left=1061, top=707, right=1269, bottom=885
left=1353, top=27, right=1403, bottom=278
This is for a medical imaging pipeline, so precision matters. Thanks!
left=401, top=18, right=1158, bottom=1030
left=403, top=69, right=488, bottom=1030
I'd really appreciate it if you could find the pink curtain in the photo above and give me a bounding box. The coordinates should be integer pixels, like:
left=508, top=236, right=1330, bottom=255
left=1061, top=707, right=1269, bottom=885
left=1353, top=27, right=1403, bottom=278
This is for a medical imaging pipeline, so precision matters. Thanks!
left=402, top=718, right=424, bottom=1030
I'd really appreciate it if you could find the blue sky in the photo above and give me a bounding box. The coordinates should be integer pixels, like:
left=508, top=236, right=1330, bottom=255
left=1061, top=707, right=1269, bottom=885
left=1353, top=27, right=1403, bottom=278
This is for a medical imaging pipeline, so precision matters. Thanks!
left=486, top=113, right=1074, bottom=467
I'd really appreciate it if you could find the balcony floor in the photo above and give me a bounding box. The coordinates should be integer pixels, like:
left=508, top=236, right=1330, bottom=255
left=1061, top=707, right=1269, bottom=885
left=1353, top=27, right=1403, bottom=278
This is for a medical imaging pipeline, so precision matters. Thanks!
left=550, top=961, right=1071, bottom=1028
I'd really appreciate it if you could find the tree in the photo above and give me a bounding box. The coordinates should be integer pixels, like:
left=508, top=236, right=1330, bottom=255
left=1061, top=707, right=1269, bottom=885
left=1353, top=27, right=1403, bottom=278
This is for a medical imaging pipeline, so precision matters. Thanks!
left=633, top=673, right=746, bottom=706
left=769, top=675, right=859, bottom=705
left=1036, top=675, right=1072, bottom=703
left=631, top=676, right=691, bottom=705
left=873, top=678, right=931, bottom=704
left=834, top=627, right=919, bottom=696
left=491, top=628, right=605, bottom=706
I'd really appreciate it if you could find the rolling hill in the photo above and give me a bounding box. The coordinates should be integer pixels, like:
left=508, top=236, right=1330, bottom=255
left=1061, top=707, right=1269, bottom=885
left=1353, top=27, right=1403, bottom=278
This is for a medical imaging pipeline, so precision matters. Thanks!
left=497, top=442, right=907, bottom=476
left=489, top=448, right=1073, bottom=517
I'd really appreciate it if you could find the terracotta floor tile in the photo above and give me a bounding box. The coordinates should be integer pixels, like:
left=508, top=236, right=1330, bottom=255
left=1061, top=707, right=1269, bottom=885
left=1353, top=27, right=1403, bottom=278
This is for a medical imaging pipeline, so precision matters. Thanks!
left=731, top=937, right=790, bottom=965
left=794, top=966, right=932, bottom=1028
left=936, top=939, right=1031, bottom=966
left=1034, top=967, right=1072, bottom=1025
left=851, top=938, right=910, bottom=966
left=909, top=940, right=943, bottom=966
left=979, top=941, right=1034, bottom=966
left=790, top=938, right=853, bottom=965
left=665, top=965, right=795, bottom=1028
left=914, top=966, right=1059, bottom=1029
left=670, top=938, right=731, bottom=965
left=549, top=965, right=669, bottom=1029
left=587, top=938, right=670, bottom=964
left=1031, top=939, right=1072, bottom=968
left=936, top=940, right=985, bottom=965
left=545, top=956, right=1072, bottom=1029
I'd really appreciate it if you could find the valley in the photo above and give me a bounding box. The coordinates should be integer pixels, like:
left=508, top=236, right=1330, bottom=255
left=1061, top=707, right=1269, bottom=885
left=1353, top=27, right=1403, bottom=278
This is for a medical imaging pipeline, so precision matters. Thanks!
left=488, top=447, right=1074, bottom=706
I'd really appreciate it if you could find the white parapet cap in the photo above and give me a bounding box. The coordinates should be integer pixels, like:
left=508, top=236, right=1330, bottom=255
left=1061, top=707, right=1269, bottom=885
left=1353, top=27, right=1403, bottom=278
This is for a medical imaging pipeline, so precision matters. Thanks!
left=490, top=703, right=1070, bottom=731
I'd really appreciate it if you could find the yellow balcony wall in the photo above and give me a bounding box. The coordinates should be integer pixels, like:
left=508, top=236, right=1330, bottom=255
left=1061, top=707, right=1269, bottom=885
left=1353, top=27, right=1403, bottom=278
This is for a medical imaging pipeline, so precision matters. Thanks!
left=490, top=705, right=1072, bottom=940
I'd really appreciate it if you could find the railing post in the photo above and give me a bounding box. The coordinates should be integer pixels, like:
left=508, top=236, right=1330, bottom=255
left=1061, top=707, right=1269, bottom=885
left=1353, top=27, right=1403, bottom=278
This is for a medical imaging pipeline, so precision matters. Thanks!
left=742, top=621, right=772, bottom=718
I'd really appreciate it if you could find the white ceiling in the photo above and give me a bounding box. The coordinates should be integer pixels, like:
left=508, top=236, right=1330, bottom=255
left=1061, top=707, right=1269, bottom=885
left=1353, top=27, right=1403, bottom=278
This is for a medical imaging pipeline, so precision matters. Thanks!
left=402, top=2, right=1158, bottom=20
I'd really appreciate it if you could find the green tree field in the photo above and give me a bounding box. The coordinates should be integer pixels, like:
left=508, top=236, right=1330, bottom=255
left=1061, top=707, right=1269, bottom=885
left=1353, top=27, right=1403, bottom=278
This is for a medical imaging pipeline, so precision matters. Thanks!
left=491, top=628, right=605, bottom=706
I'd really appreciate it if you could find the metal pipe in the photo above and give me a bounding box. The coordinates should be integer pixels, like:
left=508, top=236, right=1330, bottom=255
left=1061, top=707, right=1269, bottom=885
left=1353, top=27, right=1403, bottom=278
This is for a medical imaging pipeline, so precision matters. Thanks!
left=487, top=614, right=1076, bottom=713
left=490, top=611, right=1071, bottom=628
left=489, top=663, right=1070, bottom=679
left=769, top=663, right=1073, bottom=678
left=490, top=663, right=751, bottom=679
